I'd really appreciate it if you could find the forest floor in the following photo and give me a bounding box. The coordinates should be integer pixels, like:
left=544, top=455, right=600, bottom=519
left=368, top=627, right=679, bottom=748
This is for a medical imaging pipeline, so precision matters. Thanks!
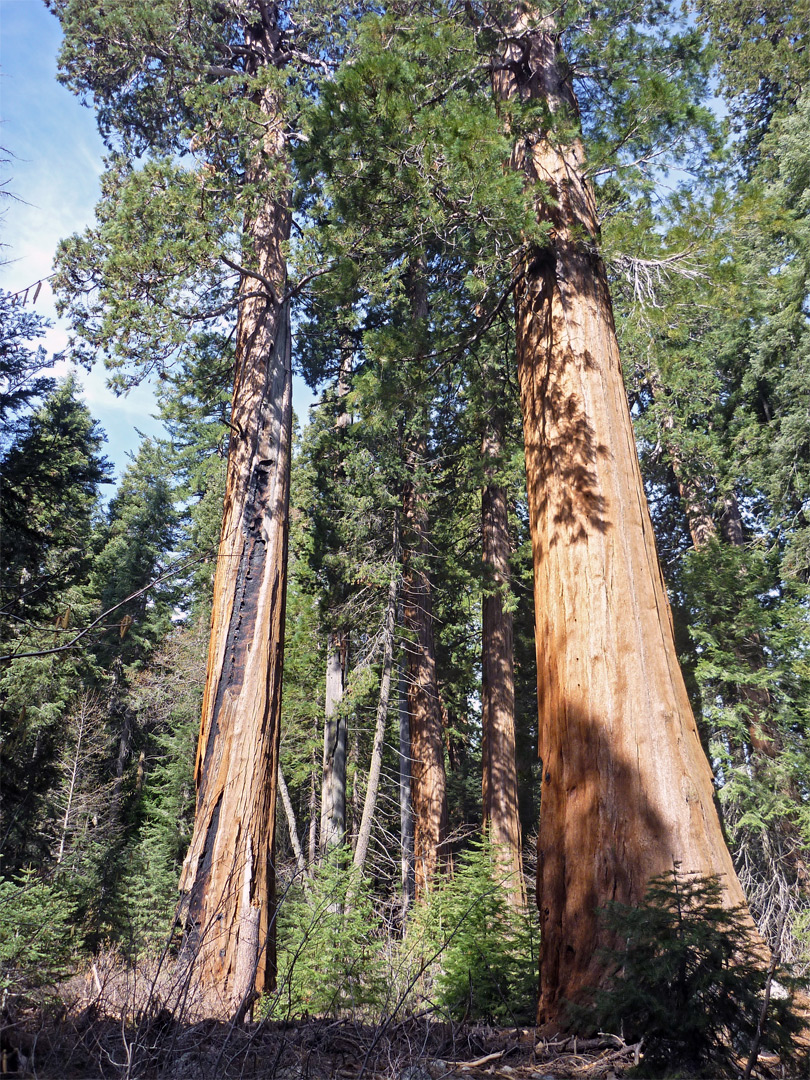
left=3, top=1007, right=807, bottom=1079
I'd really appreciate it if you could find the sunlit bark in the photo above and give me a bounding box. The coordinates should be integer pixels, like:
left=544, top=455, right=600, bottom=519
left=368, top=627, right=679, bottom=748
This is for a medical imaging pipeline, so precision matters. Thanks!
left=494, top=10, right=755, bottom=1026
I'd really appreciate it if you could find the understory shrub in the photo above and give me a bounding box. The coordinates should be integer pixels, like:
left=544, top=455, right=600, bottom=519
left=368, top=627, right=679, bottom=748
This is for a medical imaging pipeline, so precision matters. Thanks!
left=577, top=866, right=800, bottom=1077
left=271, top=856, right=386, bottom=1018
left=0, top=871, right=76, bottom=995
left=410, top=837, right=538, bottom=1023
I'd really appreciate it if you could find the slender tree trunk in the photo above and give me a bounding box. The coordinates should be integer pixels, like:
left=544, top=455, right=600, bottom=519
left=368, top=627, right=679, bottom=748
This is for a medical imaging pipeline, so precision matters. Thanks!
left=347, top=730, right=361, bottom=852
left=57, top=697, right=90, bottom=866
left=353, top=517, right=400, bottom=878
left=279, top=765, right=306, bottom=877
left=399, top=655, right=415, bottom=918
left=650, top=377, right=776, bottom=753
left=481, top=399, right=524, bottom=905
left=177, top=87, right=292, bottom=1016
left=320, top=351, right=353, bottom=858
left=320, top=633, right=348, bottom=857
left=307, top=751, right=318, bottom=873
left=494, top=11, right=755, bottom=1026
left=402, top=440, right=449, bottom=897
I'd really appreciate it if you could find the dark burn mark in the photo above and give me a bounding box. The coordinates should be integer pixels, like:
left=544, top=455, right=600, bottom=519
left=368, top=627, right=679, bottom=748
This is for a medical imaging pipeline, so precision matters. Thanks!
left=200, top=437, right=276, bottom=786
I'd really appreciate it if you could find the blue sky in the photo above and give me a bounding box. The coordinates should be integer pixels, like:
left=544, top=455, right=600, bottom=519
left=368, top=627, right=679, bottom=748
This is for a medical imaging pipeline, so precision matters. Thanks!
left=0, top=0, right=168, bottom=478
left=0, top=0, right=315, bottom=483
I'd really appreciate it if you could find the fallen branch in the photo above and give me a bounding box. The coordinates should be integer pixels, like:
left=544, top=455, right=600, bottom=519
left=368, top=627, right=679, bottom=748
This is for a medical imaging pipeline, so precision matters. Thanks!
left=446, top=1048, right=510, bottom=1067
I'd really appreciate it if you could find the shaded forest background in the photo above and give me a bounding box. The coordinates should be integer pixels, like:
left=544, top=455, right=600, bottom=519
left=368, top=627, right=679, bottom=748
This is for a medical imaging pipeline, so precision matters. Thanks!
left=1, top=0, right=810, bottom=1073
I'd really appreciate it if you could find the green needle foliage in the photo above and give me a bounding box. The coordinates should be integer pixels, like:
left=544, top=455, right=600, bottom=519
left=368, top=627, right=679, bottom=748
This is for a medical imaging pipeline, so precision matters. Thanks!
left=411, top=837, right=538, bottom=1024
left=578, top=867, right=801, bottom=1077
left=0, top=871, right=76, bottom=997
left=272, top=858, right=386, bottom=1019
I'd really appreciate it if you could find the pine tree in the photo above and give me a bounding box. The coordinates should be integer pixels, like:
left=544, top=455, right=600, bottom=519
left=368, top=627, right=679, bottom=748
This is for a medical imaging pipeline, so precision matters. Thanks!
left=91, top=439, right=178, bottom=665
left=0, top=374, right=111, bottom=634
left=0, top=378, right=111, bottom=879
left=0, top=291, right=55, bottom=449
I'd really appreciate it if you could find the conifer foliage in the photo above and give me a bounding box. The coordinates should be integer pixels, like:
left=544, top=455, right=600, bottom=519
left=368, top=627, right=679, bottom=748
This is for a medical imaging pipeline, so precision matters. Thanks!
left=1, top=1, right=810, bottom=1072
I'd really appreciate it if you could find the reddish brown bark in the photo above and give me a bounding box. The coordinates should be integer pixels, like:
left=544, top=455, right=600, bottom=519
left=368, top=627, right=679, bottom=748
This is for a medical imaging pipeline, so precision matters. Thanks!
left=481, top=403, right=524, bottom=905
left=177, top=88, right=292, bottom=1018
left=494, top=11, right=755, bottom=1026
left=402, top=441, right=449, bottom=897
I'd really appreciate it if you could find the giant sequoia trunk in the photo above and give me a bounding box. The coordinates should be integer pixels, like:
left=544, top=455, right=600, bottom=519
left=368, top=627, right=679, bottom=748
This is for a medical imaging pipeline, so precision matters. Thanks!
left=480, top=398, right=524, bottom=904
left=177, top=93, right=292, bottom=1017
left=402, top=441, right=449, bottom=897
left=494, top=12, right=754, bottom=1025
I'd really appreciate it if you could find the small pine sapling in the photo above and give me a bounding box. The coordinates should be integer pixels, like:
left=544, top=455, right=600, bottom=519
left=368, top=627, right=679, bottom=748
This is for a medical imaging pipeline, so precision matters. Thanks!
left=578, top=866, right=800, bottom=1076
left=421, top=837, right=538, bottom=1023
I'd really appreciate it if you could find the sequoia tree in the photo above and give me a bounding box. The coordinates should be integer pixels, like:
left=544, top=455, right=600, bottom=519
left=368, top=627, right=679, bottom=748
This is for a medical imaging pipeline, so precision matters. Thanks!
left=48, top=0, right=334, bottom=1015
left=489, top=5, right=757, bottom=1023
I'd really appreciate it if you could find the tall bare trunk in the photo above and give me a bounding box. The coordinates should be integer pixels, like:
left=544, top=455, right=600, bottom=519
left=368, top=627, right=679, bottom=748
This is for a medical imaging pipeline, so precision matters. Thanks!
left=399, top=654, right=415, bottom=917
left=353, top=516, right=400, bottom=878
left=320, top=352, right=353, bottom=858
left=177, top=90, right=292, bottom=1017
left=402, top=441, right=448, bottom=897
left=57, top=696, right=92, bottom=866
left=279, top=765, right=306, bottom=877
left=494, top=11, right=754, bottom=1025
left=307, top=751, right=318, bottom=872
left=481, top=402, right=524, bottom=905
left=320, top=633, right=348, bottom=856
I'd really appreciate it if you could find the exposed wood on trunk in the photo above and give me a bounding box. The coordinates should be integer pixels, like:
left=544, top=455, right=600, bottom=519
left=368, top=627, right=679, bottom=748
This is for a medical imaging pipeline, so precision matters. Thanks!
left=177, top=80, right=292, bottom=1017
left=402, top=439, right=449, bottom=897
left=493, top=9, right=757, bottom=1026
left=320, top=632, right=348, bottom=857
left=481, top=397, right=524, bottom=905
left=353, top=516, right=400, bottom=879
left=399, top=656, right=415, bottom=918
